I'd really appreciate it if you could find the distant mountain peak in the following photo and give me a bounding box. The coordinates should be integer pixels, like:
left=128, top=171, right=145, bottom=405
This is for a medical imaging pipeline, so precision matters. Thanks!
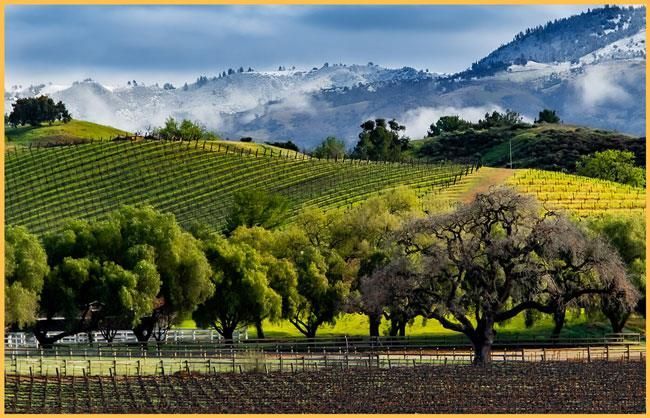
left=4, top=6, right=645, bottom=145
left=454, top=5, right=645, bottom=79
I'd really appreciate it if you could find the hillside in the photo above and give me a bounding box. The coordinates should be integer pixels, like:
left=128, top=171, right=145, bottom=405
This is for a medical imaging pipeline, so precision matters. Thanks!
left=506, top=169, right=645, bottom=218
left=414, top=124, right=645, bottom=172
left=6, top=133, right=644, bottom=237
left=4, top=120, right=129, bottom=145
left=455, top=5, right=645, bottom=78
left=5, top=140, right=474, bottom=234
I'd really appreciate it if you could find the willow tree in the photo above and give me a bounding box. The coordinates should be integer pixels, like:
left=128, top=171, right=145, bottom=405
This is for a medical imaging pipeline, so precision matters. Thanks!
left=293, top=188, right=419, bottom=337
left=41, top=205, right=213, bottom=344
left=5, top=226, right=49, bottom=330
left=193, top=234, right=282, bottom=342
left=271, top=225, right=349, bottom=338
left=230, top=226, right=300, bottom=339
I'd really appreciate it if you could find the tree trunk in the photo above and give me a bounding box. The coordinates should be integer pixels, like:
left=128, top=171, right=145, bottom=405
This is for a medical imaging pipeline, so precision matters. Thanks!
left=33, top=332, right=66, bottom=349
left=255, top=320, right=265, bottom=339
left=32, top=319, right=78, bottom=348
left=551, top=308, right=566, bottom=339
left=306, top=327, right=318, bottom=339
left=388, top=318, right=400, bottom=337
left=606, top=311, right=630, bottom=334
left=221, top=327, right=235, bottom=344
left=368, top=313, right=381, bottom=337
left=635, top=296, right=645, bottom=317
left=399, top=322, right=406, bottom=337
left=471, top=317, right=495, bottom=366
left=132, top=316, right=155, bottom=343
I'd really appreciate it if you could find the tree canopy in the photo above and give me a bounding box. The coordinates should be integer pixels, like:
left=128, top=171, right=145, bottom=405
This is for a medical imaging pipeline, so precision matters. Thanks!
left=8, top=96, right=71, bottom=127
left=427, top=116, right=473, bottom=137
left=5, top=226, right=49, bottom=329
left=264, top=141, right=300, bottom=152
left=224, top=190, right=290, bottom=235
left=154, top=117, right=217, bottom=141
left=368, top=187, right=635, bottom=364
left=576, top=150, right=645, bottom=187
left=193, top=234, right=282, bottom=341
left=311, top=136, right=347, bottom=159
left=476, top=110, right=523, bottom=129
left=351, top=118, right=410, bottom=161
left=535, top=109, right=561, bottom=124
left=39, top=205, right=213, bottom=344
left=587, top=214, right=646, bottom=326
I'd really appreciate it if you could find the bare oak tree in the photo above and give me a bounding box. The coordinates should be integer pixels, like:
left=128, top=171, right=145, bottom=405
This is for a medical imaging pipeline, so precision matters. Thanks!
left=373, top=187, right=635, bottom=365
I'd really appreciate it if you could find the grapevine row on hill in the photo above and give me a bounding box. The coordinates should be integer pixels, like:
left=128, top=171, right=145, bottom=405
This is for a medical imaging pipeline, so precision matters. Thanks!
left=5, top=139, right=477, bottom=234
left=506, top=169, right=645, bottom=217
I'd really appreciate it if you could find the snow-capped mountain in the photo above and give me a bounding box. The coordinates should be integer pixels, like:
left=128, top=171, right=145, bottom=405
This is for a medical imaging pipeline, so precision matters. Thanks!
left=5, top=6, right=646, bottom=147
left=5, top=64, right=435, bottom=137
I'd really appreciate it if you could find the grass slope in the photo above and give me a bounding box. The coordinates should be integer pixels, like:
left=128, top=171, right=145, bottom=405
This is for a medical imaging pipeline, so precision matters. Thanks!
left=5, top=120, right=130, bottom=145
left=208, top=139, right=307, bottom=156
left=5, top=139, right=474, bottom=234
left=175, top=311, right=632, bottom=339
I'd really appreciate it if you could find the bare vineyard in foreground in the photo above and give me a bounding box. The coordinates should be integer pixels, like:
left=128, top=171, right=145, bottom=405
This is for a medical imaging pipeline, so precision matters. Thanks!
left=5, top=361, right=645, bottom=414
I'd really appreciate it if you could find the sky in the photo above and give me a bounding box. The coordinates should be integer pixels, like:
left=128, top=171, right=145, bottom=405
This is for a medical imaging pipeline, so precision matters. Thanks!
left=6, top=5, right=596, bottom=88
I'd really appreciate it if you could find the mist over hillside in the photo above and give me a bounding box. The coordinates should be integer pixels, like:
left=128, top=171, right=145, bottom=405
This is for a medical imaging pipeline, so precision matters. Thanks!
left=5, top=5, right=646, bottom=148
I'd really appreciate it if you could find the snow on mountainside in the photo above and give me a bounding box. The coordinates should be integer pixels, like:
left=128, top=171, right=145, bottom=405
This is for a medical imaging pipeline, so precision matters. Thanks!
left=580, top=30, right=646, bottom=64
left=457, top=5, right=645, bottom=78
left=5, top=64, right=434, bottom=134
left=4, top=6, right=646, bottom=147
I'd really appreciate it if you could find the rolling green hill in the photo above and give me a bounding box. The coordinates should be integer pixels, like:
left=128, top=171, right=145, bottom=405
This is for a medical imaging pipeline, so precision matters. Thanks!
left=5, top=139, right=475, bottom=234
left=5, top=120, right=130, bottom=145
left=5, top=119, right=644, bottom=236
left=413, top=124, right=645, bottom=172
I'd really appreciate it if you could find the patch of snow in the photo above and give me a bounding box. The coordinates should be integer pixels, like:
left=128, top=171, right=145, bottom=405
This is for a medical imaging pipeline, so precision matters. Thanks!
left=579, top=30, right=646, bottom=64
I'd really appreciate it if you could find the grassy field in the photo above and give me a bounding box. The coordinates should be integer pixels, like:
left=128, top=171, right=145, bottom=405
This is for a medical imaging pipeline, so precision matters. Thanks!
left=4, top=120, right=130, bottom=145
left=176, top=311, right=638, bottom=340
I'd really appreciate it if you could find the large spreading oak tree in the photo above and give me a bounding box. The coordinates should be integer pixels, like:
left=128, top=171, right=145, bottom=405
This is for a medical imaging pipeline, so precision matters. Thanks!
left=376, top=187, right=635, bottom=365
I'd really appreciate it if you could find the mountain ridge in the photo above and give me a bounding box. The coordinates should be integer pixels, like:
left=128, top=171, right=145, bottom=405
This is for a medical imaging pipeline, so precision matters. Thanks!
left=5, top=6, right=646, bottom=147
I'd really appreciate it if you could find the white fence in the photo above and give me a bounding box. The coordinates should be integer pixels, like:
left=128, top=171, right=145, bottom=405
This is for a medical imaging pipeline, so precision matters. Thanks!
left=5, top=328, right=249, bottom=348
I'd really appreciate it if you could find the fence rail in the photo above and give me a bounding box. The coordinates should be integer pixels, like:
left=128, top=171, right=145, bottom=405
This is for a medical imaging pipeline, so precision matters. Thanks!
left=5, top=345, right=644, bottom=377
left=5, top=328, right=249, bottom=348
left=5, top=330, right=644, bottom=352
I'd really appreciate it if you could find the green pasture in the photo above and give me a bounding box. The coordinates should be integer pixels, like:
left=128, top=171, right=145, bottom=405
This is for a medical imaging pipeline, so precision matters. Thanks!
left=178, top=311, right=640, bottom=340
left=5, top=120, right=129, bottom=145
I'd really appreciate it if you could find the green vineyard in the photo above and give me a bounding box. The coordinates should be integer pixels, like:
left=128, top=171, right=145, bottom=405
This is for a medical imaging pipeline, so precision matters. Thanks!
left=507, top=169, right=646, bottom=217
left=5, top=139, right=476, bottom=234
